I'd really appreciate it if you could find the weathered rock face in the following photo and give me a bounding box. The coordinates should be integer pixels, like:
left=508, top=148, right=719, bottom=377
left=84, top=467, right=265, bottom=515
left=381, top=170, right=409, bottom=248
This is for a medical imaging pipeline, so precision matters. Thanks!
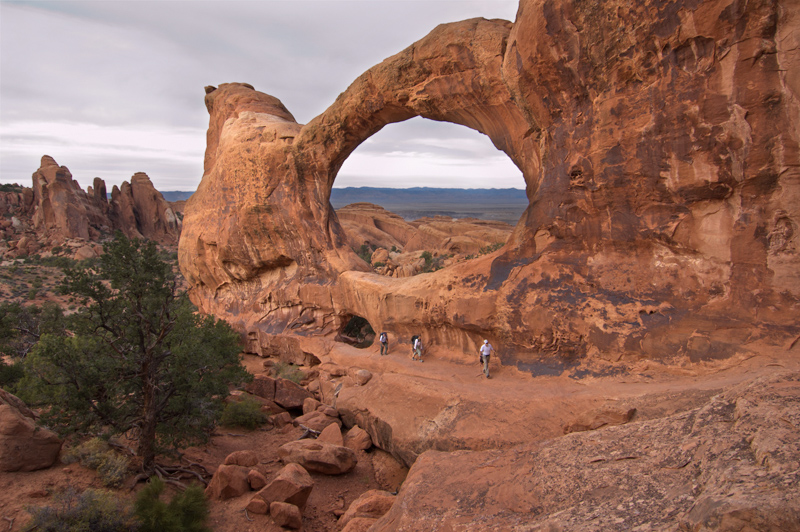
left=370, top=371, right=800, bottom=531
left=0, top=389, right=62, bottom=472
left=180, top=0, right=800, bottom=367
left=23, top=156, right=181, bottom=246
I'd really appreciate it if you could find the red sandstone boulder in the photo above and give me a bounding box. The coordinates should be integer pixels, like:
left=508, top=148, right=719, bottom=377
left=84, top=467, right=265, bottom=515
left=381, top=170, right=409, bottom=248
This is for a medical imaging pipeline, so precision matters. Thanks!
left=344, top=425, right=372, bottom=452
left=0, top=390, right=61, bottom=472
left=204, top=464, right=250, bottom=500
left=224, top=450, right=259, bottom=467
left=293, top=410, right=341, bottom=432
left=317, top=423, right=344, bottom=446
left=278, top=440, right=357, bottom=475
left=274, top=378, right=313, bottom=409
left=247, top=469, right=267, bottom=490
left=303, top=397, right=322, bottom=414
left=339, top=489, right=395, bottom=528
left=341, top=517, right=378, bottom=532
left=250, top=462, right=313, bottom=511
left=269, top=501, right=302, bottom=529
left=245, top=375, right=276, bottom=401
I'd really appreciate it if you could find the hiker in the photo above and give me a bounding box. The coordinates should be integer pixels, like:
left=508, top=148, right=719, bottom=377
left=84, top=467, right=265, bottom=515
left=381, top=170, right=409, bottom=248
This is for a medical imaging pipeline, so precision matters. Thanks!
left=411, top=335, right=423, bottom=362
left=379, top=332, right=389, bottom=355
left=479, top=339, right=495, bottom=378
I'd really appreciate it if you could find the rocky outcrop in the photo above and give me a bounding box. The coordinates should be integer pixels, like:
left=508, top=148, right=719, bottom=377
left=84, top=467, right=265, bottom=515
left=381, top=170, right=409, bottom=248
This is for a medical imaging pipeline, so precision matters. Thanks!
left=1, top=156, right=182, bottom=255
left=0, top=389, right=62, bottom=472
left=180, top=0, right=800, bottom=369
left=371, top=371, right=800, bottom=531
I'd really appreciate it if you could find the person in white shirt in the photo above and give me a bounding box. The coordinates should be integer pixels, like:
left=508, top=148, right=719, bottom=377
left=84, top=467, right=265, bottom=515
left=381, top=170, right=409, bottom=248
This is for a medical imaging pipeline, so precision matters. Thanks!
left=479, top=339, right=495, bottom=378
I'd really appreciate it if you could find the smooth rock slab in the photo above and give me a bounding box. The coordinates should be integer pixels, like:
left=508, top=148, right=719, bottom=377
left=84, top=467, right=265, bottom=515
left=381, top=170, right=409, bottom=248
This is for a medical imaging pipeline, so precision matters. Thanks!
left=278, top=439, right=357, bottom=475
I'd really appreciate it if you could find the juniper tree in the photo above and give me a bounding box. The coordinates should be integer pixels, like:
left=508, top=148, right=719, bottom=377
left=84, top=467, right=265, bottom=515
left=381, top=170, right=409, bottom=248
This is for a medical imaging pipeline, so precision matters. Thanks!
left=22, top=233, right=250, bottom=471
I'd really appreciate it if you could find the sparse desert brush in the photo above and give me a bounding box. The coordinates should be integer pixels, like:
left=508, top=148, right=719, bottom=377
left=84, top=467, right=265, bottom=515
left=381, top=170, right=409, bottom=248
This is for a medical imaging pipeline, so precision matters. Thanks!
left=273, top=361, right=305, bottom=384
left=62, top=438, right=130, bottom=488
left=23, top=488, right=138, bottom=532
left=220, top=395, right=269, bottom=430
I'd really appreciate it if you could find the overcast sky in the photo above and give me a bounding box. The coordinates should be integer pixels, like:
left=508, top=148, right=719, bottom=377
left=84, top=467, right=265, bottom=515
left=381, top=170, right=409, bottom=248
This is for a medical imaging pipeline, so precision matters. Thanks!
left=0, top=0, right=524, bottom=191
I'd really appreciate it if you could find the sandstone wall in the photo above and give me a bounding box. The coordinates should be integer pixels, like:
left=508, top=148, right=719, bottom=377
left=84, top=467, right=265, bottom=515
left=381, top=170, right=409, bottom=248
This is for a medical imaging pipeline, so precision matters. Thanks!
left=180, top=0, right=800, bottom=366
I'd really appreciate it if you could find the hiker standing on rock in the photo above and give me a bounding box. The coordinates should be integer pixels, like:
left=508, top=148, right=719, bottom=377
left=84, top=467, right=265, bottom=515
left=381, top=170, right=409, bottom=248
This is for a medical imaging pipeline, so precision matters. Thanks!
left=480, top=339, right=495, bottom=378
left=411, top=335, right=423, bottom=362
left=379, top=332, right=389, bottom=355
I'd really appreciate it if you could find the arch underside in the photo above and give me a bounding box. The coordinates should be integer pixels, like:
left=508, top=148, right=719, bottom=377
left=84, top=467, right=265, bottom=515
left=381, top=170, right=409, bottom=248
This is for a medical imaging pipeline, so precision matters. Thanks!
left=179, top=1, right=800, bottom=366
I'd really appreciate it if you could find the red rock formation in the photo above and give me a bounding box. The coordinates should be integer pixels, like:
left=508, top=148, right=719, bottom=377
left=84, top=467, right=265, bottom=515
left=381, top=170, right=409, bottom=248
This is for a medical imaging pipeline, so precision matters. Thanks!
left=3, top=156, right=182, bottom=251
left=180, top=0, right=800, bottom=368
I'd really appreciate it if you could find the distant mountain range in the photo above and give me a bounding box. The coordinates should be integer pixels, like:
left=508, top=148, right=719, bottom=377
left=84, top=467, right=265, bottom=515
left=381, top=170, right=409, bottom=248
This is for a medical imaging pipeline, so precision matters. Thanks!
left=331, top=187, right=528, bottom=224
left=330, top=187, right=527, bottom=206
left=159, top=187, right=529, bottom=224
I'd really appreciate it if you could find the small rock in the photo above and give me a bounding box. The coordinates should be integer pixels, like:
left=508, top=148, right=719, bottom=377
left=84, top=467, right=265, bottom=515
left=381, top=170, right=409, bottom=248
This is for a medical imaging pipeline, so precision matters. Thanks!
left=272, top=411, right=293, bottom=428
left=248, top=469, right=268, bottom=490
left=270, top=501, right=303, bottom=529
left=303, top=397, right=322, bottom=415
left=245, top=497, right=269, bottom=514
left=294, top=410, right=341, bottom=432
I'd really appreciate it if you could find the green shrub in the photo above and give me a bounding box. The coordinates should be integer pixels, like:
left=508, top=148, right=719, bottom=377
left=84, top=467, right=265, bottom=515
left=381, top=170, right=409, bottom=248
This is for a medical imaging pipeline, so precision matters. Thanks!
left=24, top=488, right=138, bottom=532
left=355, top=243, right=373, bottom=264
left=390, top=245, right=398, bottom=252
left=220, top=396, right=268, bottom=430
left=134, top=477, right=211, bottom=532
left=274, top=361, right=304, bottom=384
left=373, top=261, right=385, bottom=268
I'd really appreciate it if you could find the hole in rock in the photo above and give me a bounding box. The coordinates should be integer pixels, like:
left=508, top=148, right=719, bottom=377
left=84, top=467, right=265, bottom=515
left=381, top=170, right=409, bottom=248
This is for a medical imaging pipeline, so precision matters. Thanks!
left=332, top=117, right=526, bottom=276
left=337, top=314, right=375, bottom=348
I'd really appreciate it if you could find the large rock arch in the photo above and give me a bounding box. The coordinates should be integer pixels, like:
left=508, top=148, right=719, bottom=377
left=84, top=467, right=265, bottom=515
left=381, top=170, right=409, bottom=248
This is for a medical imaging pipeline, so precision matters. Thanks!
left=179, top=0, right=800, bottom=366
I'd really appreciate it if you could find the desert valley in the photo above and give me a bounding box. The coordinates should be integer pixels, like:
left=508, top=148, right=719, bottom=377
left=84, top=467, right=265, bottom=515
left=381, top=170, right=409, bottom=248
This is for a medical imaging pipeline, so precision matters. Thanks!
left=1, top=0, right=800, bottom=531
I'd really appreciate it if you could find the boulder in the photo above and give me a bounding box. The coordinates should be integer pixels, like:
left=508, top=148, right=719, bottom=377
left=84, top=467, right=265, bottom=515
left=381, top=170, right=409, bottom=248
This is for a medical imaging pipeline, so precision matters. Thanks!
left=303, top=397, right=322, bottom=415
left=245, top=497, right=269, bottom=515
left=248, top=469, right=267, bottom=490
left=278, top=440, right=357, bottom=475
left=250, top=462, right=314, bottom=510
left=270, top=501, right=303, bottom=529
left=294, top=410, right=341, bottom=432
left=344, top=425, right=372, bottom=452
left=339, top=489, right=395, bottom=528
left=348, top=368, right=373, bottom=386
left=274, top=378, right=313, bottom=409
left=272, top=412, right=293, bottom=428
left=0, top=390, right=61, bottom=472
left=317, top=423, right=344, bottom=447
left=204, top=464, right=250, bottom=500
left=224, top=450, right=259, bottom=467
left=371, top=449, right=408, bottom=493
left=245, top=375, right=276, bottom=401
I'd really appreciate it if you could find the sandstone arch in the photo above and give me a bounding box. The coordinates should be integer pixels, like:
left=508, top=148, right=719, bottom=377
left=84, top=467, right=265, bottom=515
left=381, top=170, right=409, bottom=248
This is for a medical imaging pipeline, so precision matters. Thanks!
left=180, top=0, right=800, bottom=367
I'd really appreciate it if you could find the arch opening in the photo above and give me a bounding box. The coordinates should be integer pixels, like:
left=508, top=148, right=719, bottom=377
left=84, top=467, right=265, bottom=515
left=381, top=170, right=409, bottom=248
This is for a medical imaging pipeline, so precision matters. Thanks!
left=337, top=314, right=375, bottom=348
left=331, top=118, right=527, bottom=277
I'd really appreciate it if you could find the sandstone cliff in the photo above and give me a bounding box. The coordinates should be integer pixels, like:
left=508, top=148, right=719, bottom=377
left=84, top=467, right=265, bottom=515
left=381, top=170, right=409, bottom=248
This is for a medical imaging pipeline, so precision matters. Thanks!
left=180, top=0, right=800, bottom=368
